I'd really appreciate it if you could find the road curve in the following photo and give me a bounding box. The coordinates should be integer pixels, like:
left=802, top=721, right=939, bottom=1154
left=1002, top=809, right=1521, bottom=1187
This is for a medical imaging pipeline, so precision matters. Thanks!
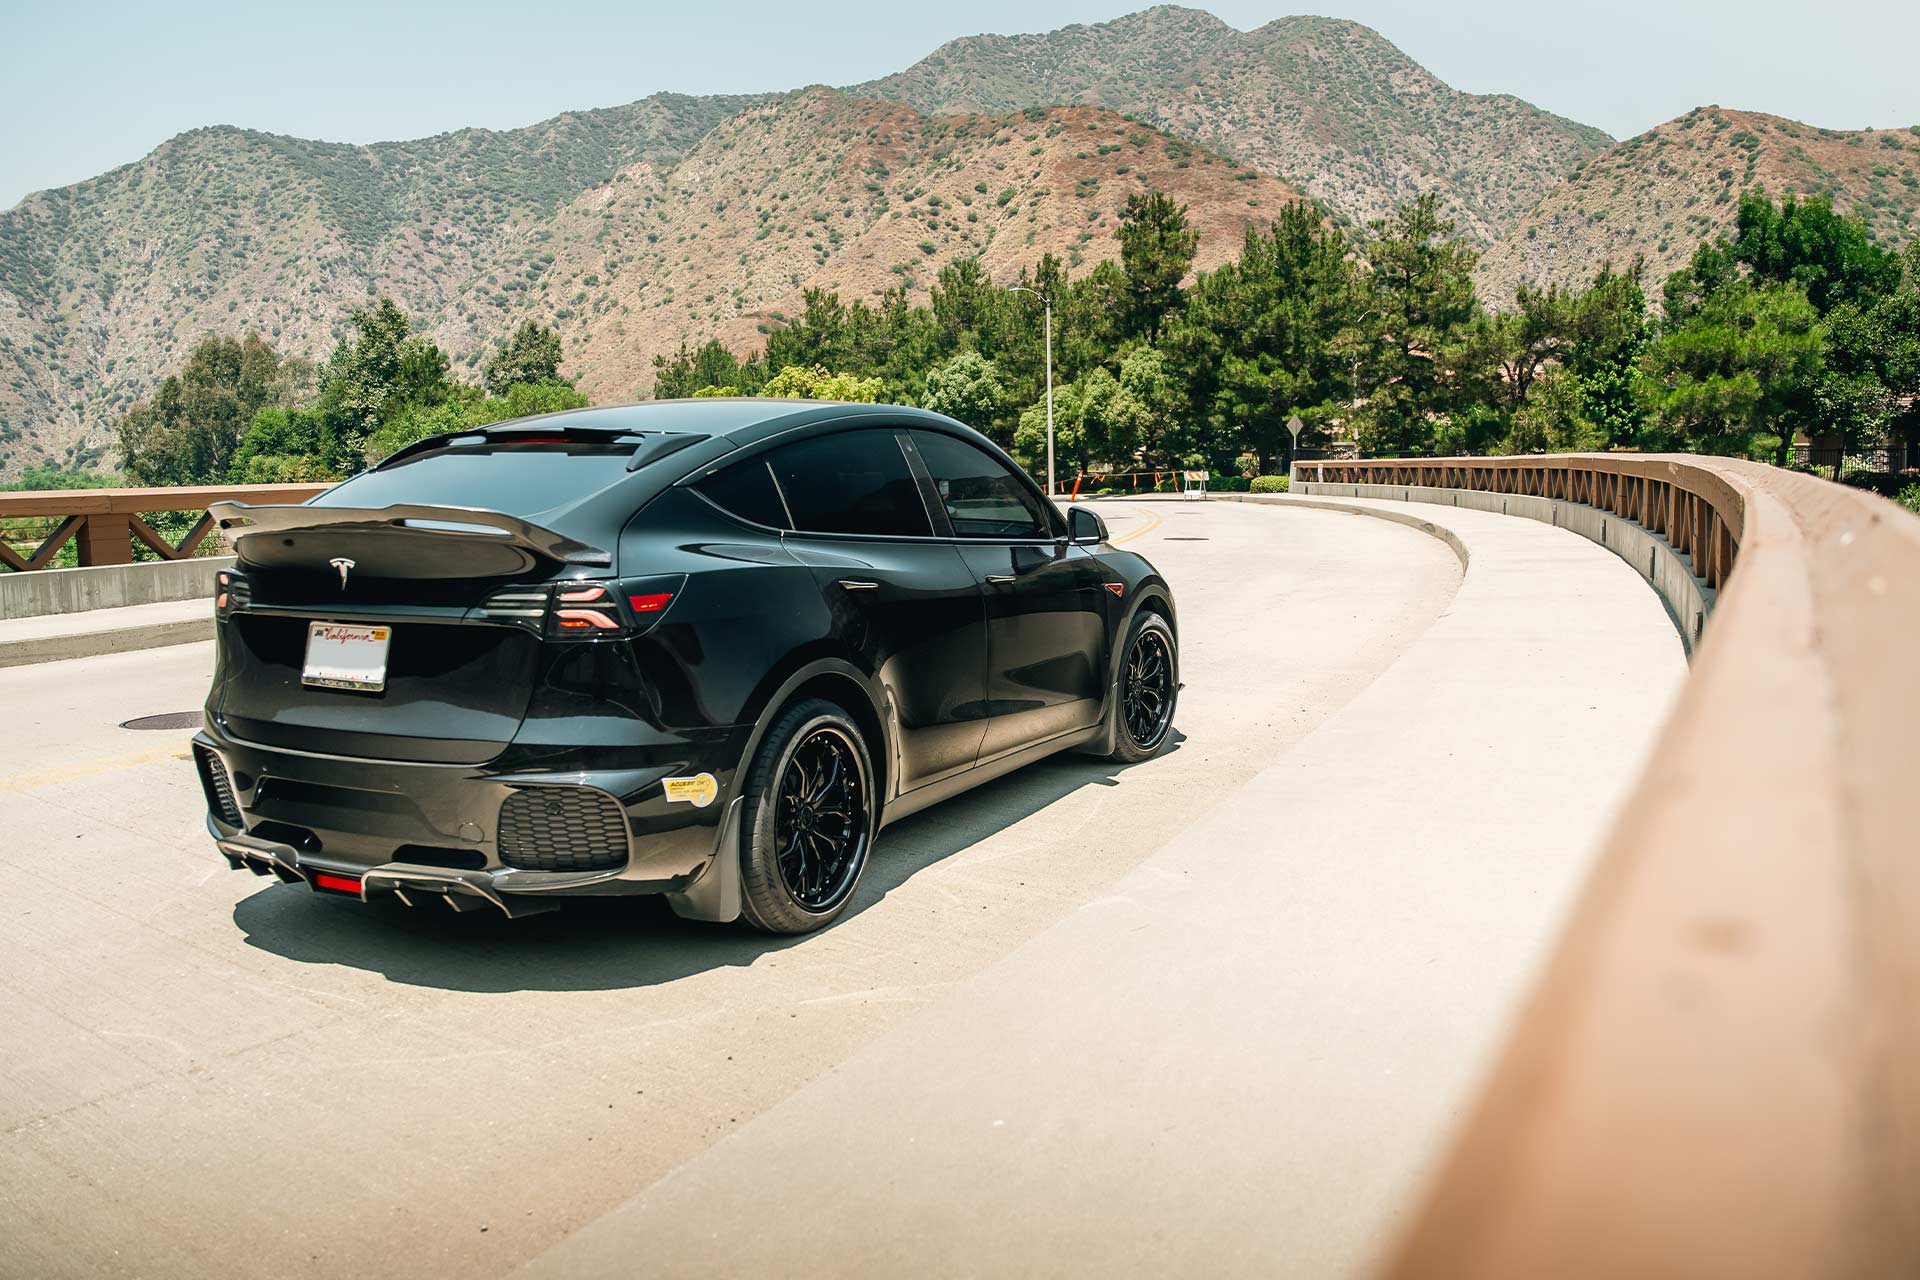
left=0, top=498, right=1462, bottom=1279
left=520, top=494, right=1688, bottom=1278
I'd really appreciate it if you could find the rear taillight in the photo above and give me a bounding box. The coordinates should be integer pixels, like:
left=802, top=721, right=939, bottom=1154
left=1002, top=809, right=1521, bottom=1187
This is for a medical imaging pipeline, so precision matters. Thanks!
left=475, top=586, right=549, bottom=626
left=551, top=584, right=622, bottom=635
left=215, top=570, right=251, bottom=617
left=472, top=577, right=681, bottom=639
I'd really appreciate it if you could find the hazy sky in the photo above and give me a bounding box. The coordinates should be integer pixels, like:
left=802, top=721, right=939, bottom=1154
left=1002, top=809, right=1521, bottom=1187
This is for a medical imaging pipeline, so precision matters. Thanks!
left=4, top=0, right=1916, bottom=211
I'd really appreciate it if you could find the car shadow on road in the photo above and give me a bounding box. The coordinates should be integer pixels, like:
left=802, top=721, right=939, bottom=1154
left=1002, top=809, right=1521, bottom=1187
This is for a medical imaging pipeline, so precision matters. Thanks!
left=232, top=734, right=1183, bottom=994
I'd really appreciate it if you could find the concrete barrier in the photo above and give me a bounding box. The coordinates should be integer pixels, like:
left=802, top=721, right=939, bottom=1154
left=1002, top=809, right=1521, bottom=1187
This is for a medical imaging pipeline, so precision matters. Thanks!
left=0, top=555, right=233, bottom=620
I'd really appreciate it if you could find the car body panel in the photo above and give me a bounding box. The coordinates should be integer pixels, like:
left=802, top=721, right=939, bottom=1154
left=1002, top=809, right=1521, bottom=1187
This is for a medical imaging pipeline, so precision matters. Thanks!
left=194, top=400, right=1175, bottom=921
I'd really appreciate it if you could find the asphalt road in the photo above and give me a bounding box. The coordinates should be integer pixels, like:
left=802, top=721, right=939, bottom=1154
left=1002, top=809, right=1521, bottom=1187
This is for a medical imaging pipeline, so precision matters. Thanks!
left=0, top=499, right=1466, bottom=1278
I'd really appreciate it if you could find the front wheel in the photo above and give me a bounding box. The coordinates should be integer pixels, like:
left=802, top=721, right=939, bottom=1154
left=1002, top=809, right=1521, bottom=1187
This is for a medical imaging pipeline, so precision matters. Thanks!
left=1106, top=613, right=1178, bottom=763
left=737, top=699, right=876, bottom=934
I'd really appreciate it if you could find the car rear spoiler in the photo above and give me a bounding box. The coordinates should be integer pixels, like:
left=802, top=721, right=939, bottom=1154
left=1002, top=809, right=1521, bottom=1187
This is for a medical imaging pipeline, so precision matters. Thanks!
left=209, top=501, right=612, bottom=571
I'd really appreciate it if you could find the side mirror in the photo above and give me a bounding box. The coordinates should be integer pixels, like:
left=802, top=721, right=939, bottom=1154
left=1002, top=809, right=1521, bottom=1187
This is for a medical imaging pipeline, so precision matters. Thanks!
left=1067, top=505, right=1108, bottom=545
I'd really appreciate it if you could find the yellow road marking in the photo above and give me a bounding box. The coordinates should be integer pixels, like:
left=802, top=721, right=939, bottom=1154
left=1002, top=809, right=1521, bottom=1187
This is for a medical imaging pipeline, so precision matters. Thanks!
left=0, top=745, right=192, bottom=795
left=1110, top=506, right=1164, bottom=545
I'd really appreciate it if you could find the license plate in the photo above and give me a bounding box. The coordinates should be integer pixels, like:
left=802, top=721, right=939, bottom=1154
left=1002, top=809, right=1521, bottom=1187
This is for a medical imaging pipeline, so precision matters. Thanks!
left=302, top=622, right=391, bottom=692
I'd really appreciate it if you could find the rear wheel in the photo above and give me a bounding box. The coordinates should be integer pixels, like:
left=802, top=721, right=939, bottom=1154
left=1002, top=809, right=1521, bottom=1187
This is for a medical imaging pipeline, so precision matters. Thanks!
left=1106, top=612, right=1178, bottom=763
left=737, top=699, right=876, bottom=934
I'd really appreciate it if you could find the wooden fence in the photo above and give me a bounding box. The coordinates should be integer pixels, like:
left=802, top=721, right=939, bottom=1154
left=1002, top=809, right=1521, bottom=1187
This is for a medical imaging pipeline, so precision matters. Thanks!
left=0, top=484, right=327, bottom=572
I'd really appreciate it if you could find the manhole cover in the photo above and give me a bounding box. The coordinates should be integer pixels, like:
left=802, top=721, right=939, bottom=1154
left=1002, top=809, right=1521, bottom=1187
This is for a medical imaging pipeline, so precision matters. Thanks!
left=120, top=711, right=203, bottom=731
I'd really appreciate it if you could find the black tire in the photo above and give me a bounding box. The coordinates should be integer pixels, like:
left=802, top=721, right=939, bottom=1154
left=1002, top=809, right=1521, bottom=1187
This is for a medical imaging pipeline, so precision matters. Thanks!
left=736, top=698, right=877, bottom=934
left=1105, top=612, right=1178, bottom=763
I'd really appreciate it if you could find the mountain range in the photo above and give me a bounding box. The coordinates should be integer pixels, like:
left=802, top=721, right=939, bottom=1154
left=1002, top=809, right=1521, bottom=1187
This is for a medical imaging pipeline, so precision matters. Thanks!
left=1, top=5, right=1915, bottom=477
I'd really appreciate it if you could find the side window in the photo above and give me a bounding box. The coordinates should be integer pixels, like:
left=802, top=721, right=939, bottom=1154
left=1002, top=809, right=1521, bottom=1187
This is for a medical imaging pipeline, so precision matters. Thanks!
left=698, top=458, right=790, bottom=529
left=910, top=430, right=1053, bottom=540
left=764, top=429, right=933, bottom=538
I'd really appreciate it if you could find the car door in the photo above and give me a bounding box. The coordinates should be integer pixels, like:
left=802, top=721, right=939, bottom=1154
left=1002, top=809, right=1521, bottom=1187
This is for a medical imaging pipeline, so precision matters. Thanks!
left=908, top=429, right=1110, bottom=761
left=765, top=427, right=990, bottom=794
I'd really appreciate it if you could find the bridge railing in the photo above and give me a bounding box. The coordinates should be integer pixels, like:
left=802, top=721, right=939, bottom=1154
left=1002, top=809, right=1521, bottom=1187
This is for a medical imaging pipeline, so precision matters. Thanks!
left=0, top=484, right=328, bottom=572
left=1290, top=455, right=1920, bottom=1277
left=1295, top=455, right=1744, bottom=590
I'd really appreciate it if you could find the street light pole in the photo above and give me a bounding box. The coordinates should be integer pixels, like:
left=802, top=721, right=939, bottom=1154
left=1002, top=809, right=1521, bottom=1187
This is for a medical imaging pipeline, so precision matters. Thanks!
left=1007, top=285, right=1055, bottom=496
left=1350, top=308, right=1380, bottom=411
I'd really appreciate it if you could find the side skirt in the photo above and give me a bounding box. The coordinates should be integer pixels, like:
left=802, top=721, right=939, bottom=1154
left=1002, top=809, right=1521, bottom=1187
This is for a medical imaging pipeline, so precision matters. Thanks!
left=879, top=722, right=1104, bottom=830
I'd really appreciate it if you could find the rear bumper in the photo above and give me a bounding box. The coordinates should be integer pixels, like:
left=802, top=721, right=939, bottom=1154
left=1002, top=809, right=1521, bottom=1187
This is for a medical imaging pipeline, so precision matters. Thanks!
left=193, top=719, right=745, bottom=912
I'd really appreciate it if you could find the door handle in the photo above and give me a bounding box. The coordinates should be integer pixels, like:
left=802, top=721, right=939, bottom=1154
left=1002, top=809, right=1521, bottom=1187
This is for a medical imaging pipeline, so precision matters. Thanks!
left=984, top=574, right=1017, bottom=584
left=837, top=579, right=879, bottom=591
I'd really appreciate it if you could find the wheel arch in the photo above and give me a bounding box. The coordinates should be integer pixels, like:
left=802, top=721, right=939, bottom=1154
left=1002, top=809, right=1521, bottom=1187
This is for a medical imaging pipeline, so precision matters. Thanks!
left=730, top=656, right=894, bottom=813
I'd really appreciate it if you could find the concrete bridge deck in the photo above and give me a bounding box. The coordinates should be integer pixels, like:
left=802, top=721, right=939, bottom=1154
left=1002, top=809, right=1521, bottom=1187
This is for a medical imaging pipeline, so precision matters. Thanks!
left=0, top=496, right=1684, bottom=1278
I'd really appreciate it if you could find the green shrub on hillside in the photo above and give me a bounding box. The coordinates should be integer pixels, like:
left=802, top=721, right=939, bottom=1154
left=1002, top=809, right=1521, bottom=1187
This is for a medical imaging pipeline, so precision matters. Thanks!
left=1250, top=475, right=1289, bottom=493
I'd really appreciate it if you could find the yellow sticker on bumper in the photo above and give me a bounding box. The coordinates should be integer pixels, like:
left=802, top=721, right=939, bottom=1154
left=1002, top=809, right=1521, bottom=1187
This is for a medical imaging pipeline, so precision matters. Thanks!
left=663, top=773, right=719, bottom=808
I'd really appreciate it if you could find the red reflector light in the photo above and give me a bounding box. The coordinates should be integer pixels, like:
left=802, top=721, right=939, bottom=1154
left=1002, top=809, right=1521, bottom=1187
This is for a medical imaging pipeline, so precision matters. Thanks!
left=1104, top=582, right=1125, bottom=597
left=628, top=592, right=673, bottom=614
left=215, top=592, right=228, bottom=610
left=557, top=584, right=607, bottom=603
left=313, top=872, right=362, bottom=895
left=555, top=608, right=619, bottom=630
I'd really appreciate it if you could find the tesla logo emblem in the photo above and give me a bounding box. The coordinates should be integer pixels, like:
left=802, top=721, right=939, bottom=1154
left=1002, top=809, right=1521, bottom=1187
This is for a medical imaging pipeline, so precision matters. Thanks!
left=329, top=558, right=355, bottom=589
left=1104, top=582, right=1125, bottom=597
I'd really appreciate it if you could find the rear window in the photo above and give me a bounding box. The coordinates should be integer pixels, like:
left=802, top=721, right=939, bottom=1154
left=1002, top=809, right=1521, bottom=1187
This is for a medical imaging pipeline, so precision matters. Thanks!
left=698, top=459, right=790, bottom=529
left=313, top=442, right=633, bottom=521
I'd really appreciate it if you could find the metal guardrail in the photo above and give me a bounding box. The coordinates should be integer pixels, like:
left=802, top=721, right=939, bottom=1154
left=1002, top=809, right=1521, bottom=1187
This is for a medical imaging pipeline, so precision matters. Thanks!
left=0, top=484, right=327, bottom=571
left=1293, top=456, right=1920, bottom=1277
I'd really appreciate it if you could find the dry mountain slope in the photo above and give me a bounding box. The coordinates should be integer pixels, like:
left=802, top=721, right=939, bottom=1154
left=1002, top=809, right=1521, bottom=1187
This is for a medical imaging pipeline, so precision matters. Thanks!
left=0, top=92, right=761, bottom=470
left=1478, top=107, right=1920, bottom=304
left=487, top=90, right=1311, bottom=407
left=856, top=5, right=1613, bottom=246
left=0, top=5, right=1610, bottom=475
left=0, top=88, right=1304, bottom=473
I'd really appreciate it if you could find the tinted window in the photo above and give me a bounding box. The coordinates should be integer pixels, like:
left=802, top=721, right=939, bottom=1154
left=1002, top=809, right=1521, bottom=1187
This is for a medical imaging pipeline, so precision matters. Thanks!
left=699, top=458, right=790, bottom=529
left=765, top=430, right=932, bottom=538
left=314, top=442, right=631, bottom=520
left=910, top=430, right=1052, bottom=539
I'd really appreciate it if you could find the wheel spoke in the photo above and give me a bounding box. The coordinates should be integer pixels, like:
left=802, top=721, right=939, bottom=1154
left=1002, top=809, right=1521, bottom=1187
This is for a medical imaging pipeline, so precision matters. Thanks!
left=772, top=726, right=869, bottom=910
left=1120, top=631, right=1173, bottom=751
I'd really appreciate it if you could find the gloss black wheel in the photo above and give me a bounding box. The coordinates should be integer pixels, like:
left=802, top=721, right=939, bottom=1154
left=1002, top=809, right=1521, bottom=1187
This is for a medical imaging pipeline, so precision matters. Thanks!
left=1106, top=612, right=1178, bottom=762
left=738, top=699, right=876, bottom=933
left=773, top=726, right=867, bottom=910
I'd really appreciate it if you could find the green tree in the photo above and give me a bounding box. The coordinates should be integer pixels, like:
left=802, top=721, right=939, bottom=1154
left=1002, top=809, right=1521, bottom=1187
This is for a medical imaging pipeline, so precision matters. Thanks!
left=1563, top=264, right=1651, bottom=449
left=1117, top=191, right=1199, bottom=343
left=1642, top=279, right=1825, bottom=462
left=116, top=334, right=305, bottom=485
left=228, top=406, right=340, bottom=484
left=653, top=338, right=766, bottom=399
left=1170, top=203, right=1359, bottom=472
left=931, top=257, right=1004, bottom=355
left=1728, top=189, right=1901, bottom=314
left=311, top=298, right=454, bottom=469
left=485, top=320, right=565, bottom=394
left=762, top=364, right=884, bottom=402
left=920, top=352, right=1008, bottom=440
left=1499, top=372, right=1605, bottom=455
left=5, top=466, right=117, bottom=491
left=1021, top=346, right=1190, bottom=474
left=1354, top=195, right=1481, bottom=457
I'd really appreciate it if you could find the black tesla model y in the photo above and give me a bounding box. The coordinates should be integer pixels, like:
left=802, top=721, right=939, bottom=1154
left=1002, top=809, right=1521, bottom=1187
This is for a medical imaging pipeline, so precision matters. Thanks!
left=193, top=400, right=1178, bottom=933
